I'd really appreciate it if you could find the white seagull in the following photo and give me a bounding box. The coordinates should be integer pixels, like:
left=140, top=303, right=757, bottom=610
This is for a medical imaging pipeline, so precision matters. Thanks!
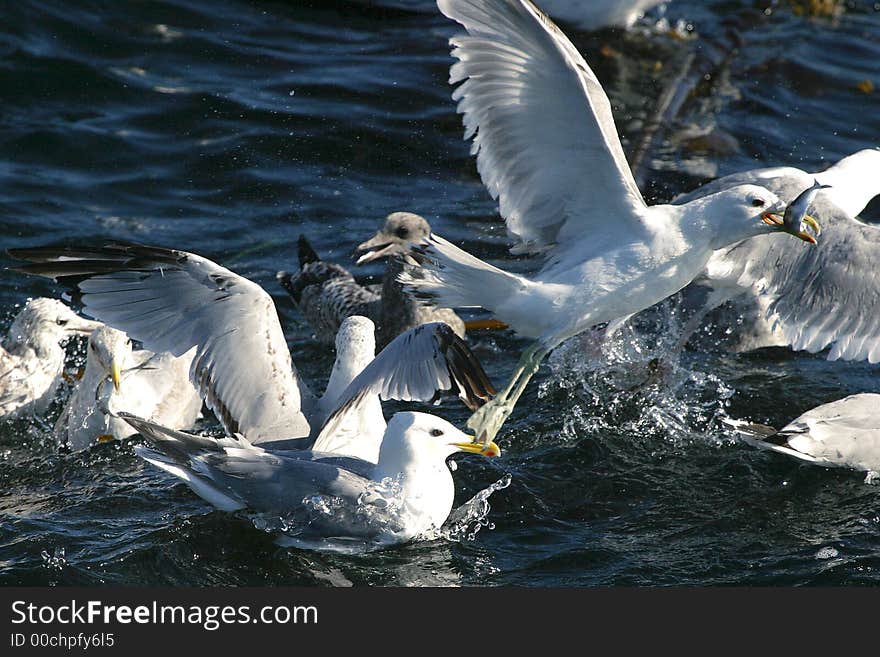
left=727, top=393, right=880, bottom=484
left=8, top=243, right=496, bottom=465
left=0, top=298, right=101, bottom=419
left=538, top=0, right=668, bottom=30
left=54, top=326, right=202, bottom=452
left=673, top=148, right=880, bottom=361
left=402, top=0, right=816, bottom=442
left=125, top=410, right=500, bottom=547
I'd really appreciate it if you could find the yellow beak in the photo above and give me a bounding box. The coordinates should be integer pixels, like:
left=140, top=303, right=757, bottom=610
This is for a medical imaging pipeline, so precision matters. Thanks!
left=761, top=211, right=820, bottom=244
left=110, top=360, right=122, bottom=392
left=453, top=437, right=501, bottom=458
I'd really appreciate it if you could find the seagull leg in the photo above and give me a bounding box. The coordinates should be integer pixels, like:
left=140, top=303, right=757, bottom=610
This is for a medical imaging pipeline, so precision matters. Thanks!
left=467, top=343, right=549, bottom=444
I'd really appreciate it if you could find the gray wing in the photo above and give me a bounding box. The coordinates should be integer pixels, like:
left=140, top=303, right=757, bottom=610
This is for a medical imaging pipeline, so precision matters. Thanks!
left=736, top=395, right=880, bottom=473
left=678, top=172, right=880, bottom=363
left=312, top=322, right=495, bottom=454
left=9, top=243, right=313, bottom=442
left=124, top=413, right=371, bottom=514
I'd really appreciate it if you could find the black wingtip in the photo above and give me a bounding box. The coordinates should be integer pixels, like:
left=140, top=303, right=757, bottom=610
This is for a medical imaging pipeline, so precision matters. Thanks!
left=297, top=235, right=321, bottom=268
left=435, top=323, right=496, bottom=411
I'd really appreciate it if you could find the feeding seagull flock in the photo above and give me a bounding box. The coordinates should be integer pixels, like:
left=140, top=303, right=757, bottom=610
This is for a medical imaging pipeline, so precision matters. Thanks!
left=3, top=0, right=880, bottom=561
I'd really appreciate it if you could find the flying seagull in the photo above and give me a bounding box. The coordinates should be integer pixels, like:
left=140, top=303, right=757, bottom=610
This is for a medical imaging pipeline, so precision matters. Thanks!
left=402, top=0, right=815, bottom=443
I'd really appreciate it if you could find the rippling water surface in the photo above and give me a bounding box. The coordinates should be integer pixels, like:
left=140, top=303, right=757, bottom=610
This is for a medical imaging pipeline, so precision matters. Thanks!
left=2, top=0, right=879, bottom=586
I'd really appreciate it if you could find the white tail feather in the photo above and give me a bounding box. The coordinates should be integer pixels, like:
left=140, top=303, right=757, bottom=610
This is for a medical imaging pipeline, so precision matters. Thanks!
left=401, top=234, right=527, bottom=313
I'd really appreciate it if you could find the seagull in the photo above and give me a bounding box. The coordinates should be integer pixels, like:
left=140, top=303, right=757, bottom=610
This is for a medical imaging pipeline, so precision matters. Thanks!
left=357, top=0, right=669, bottom=31
left=673, top=148, right=880, bottom=360
left=401, top=0, right=816, bottom=443
left=538, top=0, right=668, bottom=30
left=8, top=242, right=495, bottom=464
left=277, top=213, right=466, bottom=348
left=0, top=298, right=101, bottom=419
left=54, top=326, right=202, bottom=452
left=125, top=410, right=500, bottom=548
left=726, top=394, right=880, bottom=484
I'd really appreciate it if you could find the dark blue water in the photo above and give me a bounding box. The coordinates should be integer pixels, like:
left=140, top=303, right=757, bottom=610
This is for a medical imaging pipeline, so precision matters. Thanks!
left=1, top=0, right=879, bottom=586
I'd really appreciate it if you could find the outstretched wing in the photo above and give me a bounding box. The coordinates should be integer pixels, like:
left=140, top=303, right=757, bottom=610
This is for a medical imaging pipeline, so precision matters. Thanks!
left=439, top=0, right=648, bottom=256
left=9, top=243, right=313, bottom=442
left=678, top=162, right=880, bottom=363
left=313, top=322, right=495, bottom=455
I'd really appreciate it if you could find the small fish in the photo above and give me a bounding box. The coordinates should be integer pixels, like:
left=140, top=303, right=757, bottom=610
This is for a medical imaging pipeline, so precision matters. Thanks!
left=762, top=179, right=828, bottom=244
left=782, top=180, right=830, bottom=234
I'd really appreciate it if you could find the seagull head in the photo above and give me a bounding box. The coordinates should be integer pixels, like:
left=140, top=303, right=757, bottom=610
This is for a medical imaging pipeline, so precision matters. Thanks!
left=355, top=212, right=432, bottom=264
left=6, top=298, right=102, bottom=349
left=380, top=412, right=501, bottom=469
left=705, top=184, right=820, bottom=248
left=87, top=326, right=133, bottom=393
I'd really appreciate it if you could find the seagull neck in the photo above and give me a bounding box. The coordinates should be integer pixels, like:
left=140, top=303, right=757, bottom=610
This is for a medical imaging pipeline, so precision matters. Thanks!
left=374, top=439, right=454, bottom=533
left=323, top=346, right=372, bottom=406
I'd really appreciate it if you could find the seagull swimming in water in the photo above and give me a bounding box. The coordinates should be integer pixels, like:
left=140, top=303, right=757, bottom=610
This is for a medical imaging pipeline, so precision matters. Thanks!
left=6, top=243, right=500, bottom=549
left=671, top=148, right=880, bottom=361
left=0, top=298, right=101, bottom=420
left=402, top=0, right=816, bottom=443
left=125, top=409, right=500, bottom=548
left=8, top=242, right=495, bottom=465
left=54, top=326, right=202, bottom=452
left=278, top=212, right=466, bottom=348
left=727, top=393, right=880, bottom=485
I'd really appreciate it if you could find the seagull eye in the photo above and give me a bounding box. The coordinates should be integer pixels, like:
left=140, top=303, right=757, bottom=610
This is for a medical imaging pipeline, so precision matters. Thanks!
left=395, top=227, right=409, bottom=238
left=430, top=428, right=444, bottom=437
left=56, top=319, right=68, bottom=326
left=751, top=198, right=766, bottom=208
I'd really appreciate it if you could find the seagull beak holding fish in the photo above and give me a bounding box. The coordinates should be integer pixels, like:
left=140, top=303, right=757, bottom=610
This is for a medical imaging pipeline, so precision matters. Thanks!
left=761, top=210, right=821, bottom=245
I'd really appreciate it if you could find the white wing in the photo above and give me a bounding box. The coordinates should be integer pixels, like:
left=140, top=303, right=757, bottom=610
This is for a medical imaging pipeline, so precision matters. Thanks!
left=439, top=0, right=647, bottom=256
left=10, top=243, right=313, bottom=443
left=313, top=322, right=495, bottom=456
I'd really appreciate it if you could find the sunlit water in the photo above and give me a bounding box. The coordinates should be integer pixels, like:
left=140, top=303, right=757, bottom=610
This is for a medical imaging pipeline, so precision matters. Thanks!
left=1, top=0, right=879, bottom=585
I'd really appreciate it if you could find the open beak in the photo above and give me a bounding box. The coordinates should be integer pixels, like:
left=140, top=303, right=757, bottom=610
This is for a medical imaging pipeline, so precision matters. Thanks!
left=355, top=232, right=399, bottom=265
left=761, top=211, right=820, bottom=245
left=453, top=436, right=501, bottom=458
left=110, top=359, right=122, bottom=393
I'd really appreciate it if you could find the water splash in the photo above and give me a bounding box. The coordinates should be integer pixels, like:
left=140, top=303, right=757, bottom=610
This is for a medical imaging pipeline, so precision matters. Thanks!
left=40, top=547, right=66, bottom=572
left=542, top=300, right=735, bottom=446
left=437, top=473, right=512, bottom=543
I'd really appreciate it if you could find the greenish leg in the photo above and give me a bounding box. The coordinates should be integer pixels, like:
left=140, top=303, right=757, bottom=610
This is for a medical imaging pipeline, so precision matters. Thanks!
left=467, top=343, right=549, bottom=444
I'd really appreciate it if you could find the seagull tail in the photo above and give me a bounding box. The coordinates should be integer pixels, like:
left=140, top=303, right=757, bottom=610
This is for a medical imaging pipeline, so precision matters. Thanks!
left=124, top=413, right=249, bottom=512
left=721, top=417, right=821, bottom=463
left=297, top=235, right=321, bottom=268
left=400, top=234, right=526, bottom=315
